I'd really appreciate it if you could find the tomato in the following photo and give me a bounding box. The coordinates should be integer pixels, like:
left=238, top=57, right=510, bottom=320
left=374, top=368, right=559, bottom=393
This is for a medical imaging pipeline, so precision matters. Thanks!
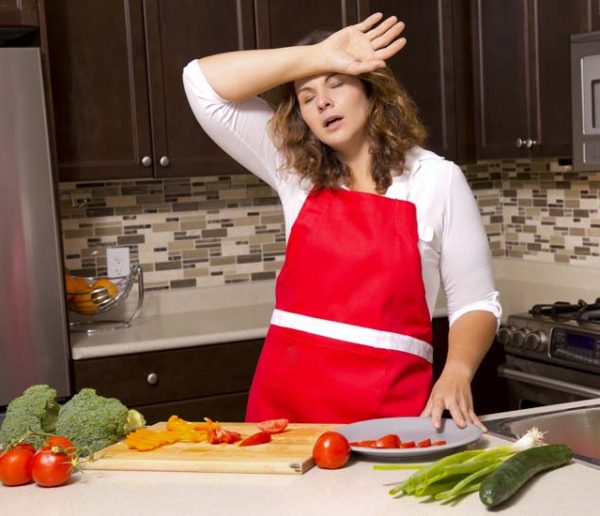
left=0, top=446, right=35, bottom=486
left=30, top=449, right=74, bottom=488
left=417, top=438, right=432, bottom=448
left=42, top=436, right=77, bottom=455
left=349, top=440, right=376, bottom=447
left=432, top=440, right=447, bottom=446
left=15, top=442, right=36, bottom=453
left=239, top=431, right=272, bottom=447
left=205, top=418, right=242, bottom=444
left=372, top=434, right=401, bottom=449
left=399, top=441, right=416, bottom=448
left=312, top=432, right=351, bottom=470
left=257, top=418, right=289, bottom=434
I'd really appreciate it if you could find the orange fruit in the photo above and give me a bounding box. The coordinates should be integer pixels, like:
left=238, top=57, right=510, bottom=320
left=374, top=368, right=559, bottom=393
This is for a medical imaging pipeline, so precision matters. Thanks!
left=93, top=278, right=118, bottom=299
left=65, top=273, right=92, bottom=294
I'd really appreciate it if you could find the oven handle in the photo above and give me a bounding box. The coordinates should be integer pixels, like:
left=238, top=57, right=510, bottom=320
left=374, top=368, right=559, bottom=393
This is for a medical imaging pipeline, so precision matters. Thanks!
left=498, top=365, right=600, bottom=398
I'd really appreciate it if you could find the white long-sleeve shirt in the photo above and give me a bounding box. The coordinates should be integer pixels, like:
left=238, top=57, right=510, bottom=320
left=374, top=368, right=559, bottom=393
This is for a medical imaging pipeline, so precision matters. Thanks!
left=183, top=61, right=501, bottom=326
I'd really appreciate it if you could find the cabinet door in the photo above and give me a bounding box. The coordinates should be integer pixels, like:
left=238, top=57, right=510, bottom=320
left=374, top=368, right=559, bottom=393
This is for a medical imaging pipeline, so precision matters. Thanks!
left=45, top=0, right=153, bottom=181
left=254, top=0, right=357, bottom=48
left=471, top=0, right=529, bottom=159
left=359, top=0, right=473, bottom=163
left=0, top=0, right=38, bottom=25
left=532, top=0, right=600, bottom=158
left=72, top=340, right=263, bottom=408
left=143, top=0, right=256, bottom=178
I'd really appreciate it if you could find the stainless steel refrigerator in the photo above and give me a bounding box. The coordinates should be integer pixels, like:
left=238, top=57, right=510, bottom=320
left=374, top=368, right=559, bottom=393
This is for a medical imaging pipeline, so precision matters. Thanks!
left=0, top=44, right=71, bottom=422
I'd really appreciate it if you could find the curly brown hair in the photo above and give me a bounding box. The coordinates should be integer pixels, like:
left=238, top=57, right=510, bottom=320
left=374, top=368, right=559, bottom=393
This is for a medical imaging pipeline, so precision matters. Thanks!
left=269, top=30, right=427, bottom=194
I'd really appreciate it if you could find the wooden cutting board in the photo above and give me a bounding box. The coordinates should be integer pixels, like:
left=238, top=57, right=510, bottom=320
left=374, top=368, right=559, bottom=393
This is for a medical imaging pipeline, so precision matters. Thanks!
left=82, top=422, right=339, bottom=475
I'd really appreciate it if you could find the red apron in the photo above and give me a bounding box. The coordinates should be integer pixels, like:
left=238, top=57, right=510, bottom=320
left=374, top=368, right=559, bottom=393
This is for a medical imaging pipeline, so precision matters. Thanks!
left=246, top=187, right=433, bottom=423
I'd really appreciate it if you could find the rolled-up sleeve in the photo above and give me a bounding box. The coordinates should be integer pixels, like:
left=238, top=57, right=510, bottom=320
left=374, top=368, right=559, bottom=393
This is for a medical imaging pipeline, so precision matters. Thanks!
left=182, top=60, right=282, bottom=192
left=440, top=165, right=502, bottom=327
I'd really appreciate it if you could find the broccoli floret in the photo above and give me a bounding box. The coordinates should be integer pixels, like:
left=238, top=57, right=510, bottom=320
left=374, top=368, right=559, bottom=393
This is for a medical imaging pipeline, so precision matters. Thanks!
left=55, top=388, right=145, bottom=456
left=0, top=385, right=60, bottom=448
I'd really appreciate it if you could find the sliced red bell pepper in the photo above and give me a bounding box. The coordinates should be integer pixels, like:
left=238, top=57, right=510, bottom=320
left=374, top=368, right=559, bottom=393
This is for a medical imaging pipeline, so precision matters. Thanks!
left=239, top=431, right=272, bottom=447
left=399, top=440, right=416, bottom=448
left=417, top=438, right=432, bottom=448
left=432, top=440, right=447, bottom=446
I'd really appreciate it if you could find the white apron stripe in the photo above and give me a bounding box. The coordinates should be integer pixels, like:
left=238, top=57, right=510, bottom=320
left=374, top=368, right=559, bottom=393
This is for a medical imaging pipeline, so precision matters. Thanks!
left=270, top=309, right=433, bottom=363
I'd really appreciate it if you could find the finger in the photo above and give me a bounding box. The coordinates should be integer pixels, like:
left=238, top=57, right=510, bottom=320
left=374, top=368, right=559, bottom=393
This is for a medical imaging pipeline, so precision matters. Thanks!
left=374, top=37, right=407, bottom=61
left=430, top=401, right=445, bottom=430
left=448, top=404, right=467, bottom=429
left=371, top=21, right=405, bottom=50
left=420, top=398, right=433, bottom=417
left=468, top=409, right=488, bottom=433
left=356, top=12, right=384, bottom=32
left=365, top=15, right=398, bottom=40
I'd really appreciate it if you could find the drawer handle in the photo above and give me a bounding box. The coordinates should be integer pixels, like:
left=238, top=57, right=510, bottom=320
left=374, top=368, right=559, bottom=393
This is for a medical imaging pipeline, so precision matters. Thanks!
left=146, top=372, right=159, bottom=385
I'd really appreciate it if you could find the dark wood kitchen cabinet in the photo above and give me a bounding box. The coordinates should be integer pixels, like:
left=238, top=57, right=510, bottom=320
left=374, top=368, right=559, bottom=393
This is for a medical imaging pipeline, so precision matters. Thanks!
left=358, top=0, right=475, bottom=163
left=72, top=339, right=263, bottom=424
left=471, top=0, right=600, bottom=160
left=0, top=0, right=38, bottom=25
left=254, top=0, right=357, bottom=48
left=44, top=0, right=255, bottom=181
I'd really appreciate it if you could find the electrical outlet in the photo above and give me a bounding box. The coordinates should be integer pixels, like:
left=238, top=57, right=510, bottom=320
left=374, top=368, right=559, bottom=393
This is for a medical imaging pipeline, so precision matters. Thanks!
left=107, top=247, right=130, bottom=278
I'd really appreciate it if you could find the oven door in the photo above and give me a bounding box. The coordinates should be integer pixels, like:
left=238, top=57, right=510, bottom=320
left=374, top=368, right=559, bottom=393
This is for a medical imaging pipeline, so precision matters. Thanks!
left=498, top=355, right=600, bottom=410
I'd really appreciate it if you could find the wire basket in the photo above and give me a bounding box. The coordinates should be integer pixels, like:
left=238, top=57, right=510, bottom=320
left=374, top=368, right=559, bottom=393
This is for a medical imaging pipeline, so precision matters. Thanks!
left=65, top=265, right=144, bottom=332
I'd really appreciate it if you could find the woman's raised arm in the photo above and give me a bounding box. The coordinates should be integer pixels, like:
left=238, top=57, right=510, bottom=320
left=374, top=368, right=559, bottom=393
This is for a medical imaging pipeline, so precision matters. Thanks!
left=198, top=12, right=406, bottom=101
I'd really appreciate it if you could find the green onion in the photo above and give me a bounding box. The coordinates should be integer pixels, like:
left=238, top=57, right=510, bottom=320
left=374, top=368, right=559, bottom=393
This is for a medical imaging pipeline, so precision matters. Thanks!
left=379, top=427, right=545, bottom=503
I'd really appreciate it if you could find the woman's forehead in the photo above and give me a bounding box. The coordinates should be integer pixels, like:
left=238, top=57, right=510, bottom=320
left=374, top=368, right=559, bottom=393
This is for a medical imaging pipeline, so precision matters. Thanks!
left=294, top=72, right=345, bottom=93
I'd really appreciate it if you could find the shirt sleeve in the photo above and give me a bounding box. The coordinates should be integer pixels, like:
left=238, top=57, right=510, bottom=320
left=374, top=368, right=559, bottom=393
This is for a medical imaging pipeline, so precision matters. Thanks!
left=182, top=60, right=283, bottom=193
left=440, top=164, right=502, bottom=327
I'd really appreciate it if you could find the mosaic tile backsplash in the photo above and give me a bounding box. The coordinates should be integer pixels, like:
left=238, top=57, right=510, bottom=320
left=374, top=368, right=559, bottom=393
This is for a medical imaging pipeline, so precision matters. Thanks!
left=58, top=158, right=598, bottom=291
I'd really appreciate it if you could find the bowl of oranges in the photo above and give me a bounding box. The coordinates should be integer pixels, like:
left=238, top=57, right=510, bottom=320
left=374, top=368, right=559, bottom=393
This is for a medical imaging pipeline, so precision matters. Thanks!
left=65, top=270, right=135, bottom=315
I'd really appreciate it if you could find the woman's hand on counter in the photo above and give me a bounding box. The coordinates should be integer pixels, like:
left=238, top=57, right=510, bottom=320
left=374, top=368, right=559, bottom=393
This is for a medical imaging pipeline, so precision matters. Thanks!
left=420, top=364, right=488, bottom=432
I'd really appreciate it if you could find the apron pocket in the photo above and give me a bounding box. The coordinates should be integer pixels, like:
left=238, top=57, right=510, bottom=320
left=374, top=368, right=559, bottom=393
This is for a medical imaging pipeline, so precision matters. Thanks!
left=253, top=326, right=390, bottom=423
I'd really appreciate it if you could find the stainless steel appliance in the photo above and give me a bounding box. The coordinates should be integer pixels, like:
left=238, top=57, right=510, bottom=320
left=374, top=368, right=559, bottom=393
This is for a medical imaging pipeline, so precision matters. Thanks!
left=498, top=300, right=600, bottom=410
left=571, top=31, right=600, bottom=170
left=0, top=42, right=71, bottom=422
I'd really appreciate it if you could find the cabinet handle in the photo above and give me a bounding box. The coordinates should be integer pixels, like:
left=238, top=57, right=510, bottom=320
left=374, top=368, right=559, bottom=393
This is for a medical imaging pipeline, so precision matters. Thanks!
left=159, top=156, right=170, bottom=167
left=141, top=156, right=152, bottom=167
left=146, top=372, right=159, bottom=385
left=515, top=137, right=525, bottom=148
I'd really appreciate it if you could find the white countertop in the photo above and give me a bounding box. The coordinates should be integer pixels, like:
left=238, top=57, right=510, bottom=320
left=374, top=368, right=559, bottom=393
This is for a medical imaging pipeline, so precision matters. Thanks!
left=3, top=399, right=600, bottom=516
left=70, top=257, right=600, bottom=360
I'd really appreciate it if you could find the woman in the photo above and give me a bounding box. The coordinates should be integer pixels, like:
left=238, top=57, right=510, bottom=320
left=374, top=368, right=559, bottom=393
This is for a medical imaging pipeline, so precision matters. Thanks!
left=183, top=13, right=501, bottom=430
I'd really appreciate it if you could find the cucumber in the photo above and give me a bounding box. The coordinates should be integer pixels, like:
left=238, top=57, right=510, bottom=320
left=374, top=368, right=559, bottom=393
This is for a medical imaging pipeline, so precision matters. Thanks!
left=479, top=444, right=572, bottom=508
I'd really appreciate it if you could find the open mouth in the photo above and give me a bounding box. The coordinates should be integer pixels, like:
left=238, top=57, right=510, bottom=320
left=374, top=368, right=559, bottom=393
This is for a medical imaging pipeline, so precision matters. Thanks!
left=323, top=116, right=343, bottom=128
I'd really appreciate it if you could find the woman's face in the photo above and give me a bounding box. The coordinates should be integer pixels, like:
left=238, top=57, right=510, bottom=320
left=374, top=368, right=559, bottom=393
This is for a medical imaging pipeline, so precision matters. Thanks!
left=294, top=73, right=370, bottom=156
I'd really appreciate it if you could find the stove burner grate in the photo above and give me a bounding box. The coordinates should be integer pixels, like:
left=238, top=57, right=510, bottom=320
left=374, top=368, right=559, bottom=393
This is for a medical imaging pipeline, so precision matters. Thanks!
left=530, top=298, right=600, bottom=323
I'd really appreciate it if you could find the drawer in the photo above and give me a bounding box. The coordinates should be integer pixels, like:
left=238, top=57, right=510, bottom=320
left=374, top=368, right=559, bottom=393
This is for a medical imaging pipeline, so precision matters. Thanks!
left=73, top=340, right=263, bottom=407
left=133, top=392, right=250, bottom=425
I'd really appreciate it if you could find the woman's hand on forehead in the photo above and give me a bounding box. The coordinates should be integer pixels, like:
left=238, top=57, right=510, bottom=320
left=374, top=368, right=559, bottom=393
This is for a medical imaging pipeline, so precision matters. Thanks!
left=319, top=12, right=406, bottom=76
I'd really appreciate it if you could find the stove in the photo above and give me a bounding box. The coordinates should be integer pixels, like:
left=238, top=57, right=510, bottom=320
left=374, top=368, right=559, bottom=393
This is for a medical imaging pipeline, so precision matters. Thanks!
left=497, top=299, right=600, bottom=409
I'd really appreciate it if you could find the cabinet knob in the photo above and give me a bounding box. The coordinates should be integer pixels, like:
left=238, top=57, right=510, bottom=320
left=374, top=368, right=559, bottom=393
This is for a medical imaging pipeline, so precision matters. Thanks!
left=525, top=138, right=539, bottom=149
left=146, top=372, right=159, bottom=385
left=141, top=156, right=152, bottom=167
left=159, top=155, right=170, bottom=167
left=515, top=137, right=525, bottom=148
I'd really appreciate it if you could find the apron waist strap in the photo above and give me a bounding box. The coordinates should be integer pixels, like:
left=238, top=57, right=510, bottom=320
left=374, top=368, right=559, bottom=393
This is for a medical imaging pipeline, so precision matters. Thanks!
left=270, top=308, right=433, bottom=363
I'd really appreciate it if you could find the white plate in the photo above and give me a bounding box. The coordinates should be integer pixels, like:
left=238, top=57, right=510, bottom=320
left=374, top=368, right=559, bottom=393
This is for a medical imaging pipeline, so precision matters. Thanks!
left=337, top=417, right=482, bottom=458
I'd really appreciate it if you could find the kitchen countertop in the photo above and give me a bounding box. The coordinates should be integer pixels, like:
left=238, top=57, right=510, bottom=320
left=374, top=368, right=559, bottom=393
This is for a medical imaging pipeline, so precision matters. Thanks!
left=70, top=257, right=600, bottom=360
left=3, top=398, right=600, bottom=516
